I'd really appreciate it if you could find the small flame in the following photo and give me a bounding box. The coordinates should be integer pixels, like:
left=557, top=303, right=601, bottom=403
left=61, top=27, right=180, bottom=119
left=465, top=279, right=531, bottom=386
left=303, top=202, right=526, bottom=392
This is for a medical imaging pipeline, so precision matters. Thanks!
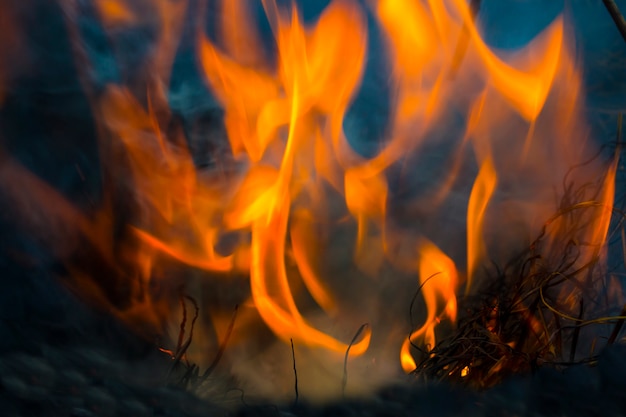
left=95, top=0, right=135, bottom=26
left=467, top=156, right=497, bottom=292
left=400, top=337, right=417, bottom=373
left=589, top=157, right=619, bottom=255
left=449, top=0, right=564, bottom=121
left=402, top=240, right=458, bottom=373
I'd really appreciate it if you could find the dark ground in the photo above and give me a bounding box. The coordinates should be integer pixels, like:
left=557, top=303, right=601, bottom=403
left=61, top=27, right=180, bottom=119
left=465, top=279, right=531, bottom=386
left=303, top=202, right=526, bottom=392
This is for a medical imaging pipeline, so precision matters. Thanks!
left=2, top=337, right=626, bottom=416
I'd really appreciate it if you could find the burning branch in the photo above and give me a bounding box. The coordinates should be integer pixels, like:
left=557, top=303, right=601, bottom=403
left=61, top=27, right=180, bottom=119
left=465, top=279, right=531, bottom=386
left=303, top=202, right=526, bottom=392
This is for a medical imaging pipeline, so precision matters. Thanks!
left=602, top=0, right=626, bottom=43
left=411, top=197, right=626, bottom=387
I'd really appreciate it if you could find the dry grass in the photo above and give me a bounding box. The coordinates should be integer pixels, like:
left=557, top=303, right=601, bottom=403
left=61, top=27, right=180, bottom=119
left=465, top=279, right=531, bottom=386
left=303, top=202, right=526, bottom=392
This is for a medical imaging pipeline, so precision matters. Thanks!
left=411, top=116, right=626, bottom=388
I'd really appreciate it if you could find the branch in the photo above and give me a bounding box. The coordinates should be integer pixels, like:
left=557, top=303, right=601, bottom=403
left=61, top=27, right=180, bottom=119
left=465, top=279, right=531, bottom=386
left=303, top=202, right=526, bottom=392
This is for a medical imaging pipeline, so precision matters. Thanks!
left=603, top=0, right=626, bottom=43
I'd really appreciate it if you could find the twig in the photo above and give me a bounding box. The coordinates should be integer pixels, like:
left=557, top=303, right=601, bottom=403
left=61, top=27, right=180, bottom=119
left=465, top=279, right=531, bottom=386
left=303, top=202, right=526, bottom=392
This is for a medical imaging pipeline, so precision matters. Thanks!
left=413, top=152, right=626, bottom=386
left=225, top=388, right=251, bottom=410
left=181, top=364, right=199, bottom=389
left=180, top=296, right=200, bottom=358
left=200, top=304, right=239, bottom=382
left=608, top=304, right=626, bottom=344
left=342, top=323, right=369, bottom=397
left=602, top=0, right=626, bottom=43
left=163, top=294, right=200, bottom=382
left=167, top=295, right=200, bottom=381
left=569, top=299, right=584, bottom=362
left=408, top=273, right=441, bottom=353
left=176, top=292, right=188, bottom=355
left=622, top=226, right=626, bottom=270
left=552, top=311, right=563, bottom=358
left=290, top=339, right=299, bottom=406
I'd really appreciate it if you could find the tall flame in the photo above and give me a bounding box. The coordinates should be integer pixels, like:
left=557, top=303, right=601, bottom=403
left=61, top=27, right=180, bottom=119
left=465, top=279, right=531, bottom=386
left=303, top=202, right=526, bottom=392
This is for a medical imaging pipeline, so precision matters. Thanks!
left=466, top=156, right=497, bottom=292
left=196, top=0, right=372, bottom=353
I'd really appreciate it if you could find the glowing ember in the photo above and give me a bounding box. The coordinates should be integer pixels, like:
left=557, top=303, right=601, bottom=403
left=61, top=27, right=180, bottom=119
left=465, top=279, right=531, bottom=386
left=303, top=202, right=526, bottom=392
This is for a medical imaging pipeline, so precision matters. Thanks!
left=1, top=0, right=622, bottom=401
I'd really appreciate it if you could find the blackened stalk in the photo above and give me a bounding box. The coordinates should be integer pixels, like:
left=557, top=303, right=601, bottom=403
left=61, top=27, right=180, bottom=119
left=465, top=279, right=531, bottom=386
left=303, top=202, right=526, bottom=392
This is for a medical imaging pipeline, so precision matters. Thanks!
left=342, top=324, right=369, bottom=398
left=200, top=304, right=239, bottom=382
left=290, top=339, right=299, bottom=406
left=607, top=305, right=626, bottom=344
left=602, top=0, right=626, bottom=43
left=569, top=299, right=584, bottom=363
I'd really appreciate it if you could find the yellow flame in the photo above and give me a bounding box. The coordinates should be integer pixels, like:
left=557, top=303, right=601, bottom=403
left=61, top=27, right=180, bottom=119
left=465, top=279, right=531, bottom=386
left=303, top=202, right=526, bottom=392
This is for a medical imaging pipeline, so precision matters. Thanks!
left=402, top=240, right=458, bottom=372
left=197, top=0, right=371, bottom=353
left=467, top=156, right=497, bottom=292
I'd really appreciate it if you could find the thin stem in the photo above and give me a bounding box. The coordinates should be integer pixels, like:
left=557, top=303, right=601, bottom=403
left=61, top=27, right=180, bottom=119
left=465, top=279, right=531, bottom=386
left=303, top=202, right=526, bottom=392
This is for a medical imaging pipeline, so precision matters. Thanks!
left=290, top=339, right=299, bottom=406
left=603, top=0, right=626, bottom=43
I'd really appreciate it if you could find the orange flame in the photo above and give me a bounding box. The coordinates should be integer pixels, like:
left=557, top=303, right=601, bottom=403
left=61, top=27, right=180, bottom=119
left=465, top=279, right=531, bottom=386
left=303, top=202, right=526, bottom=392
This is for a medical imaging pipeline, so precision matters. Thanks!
left=447, top=0, right=564, bottom=121
left=589, top=157, right=618, bottom=255
left=467, top=156, right=497, bottom=292
left=402, top=240, right=458, bottom=373
left=196, top=0, right=372, bottom=353
left=94, top=0, right=135, bottom=26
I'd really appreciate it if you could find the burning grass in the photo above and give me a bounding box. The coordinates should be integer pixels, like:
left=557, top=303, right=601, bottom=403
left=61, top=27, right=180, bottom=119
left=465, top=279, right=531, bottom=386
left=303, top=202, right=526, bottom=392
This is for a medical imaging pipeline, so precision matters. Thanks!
left=96, top=107, right=626, bottom=400
left=410, top=128, right=626, bottom=388
left=157, top=140, right=626, bottom=401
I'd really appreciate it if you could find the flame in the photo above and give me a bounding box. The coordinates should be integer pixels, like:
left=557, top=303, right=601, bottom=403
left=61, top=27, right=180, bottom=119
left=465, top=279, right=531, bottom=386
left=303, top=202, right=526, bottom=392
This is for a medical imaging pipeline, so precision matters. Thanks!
left=195, top=0, right=372, bottom=353
left=2, top=0, right=620, bottom=397
left=541, top=152, right=619, bottom=276
left=99, top=86, right=236, bottom=273
left=402, top=240, right=458, bottom=373
left=589, top=157, right=618, bottom=254
left=400, top=337, right=417, bottom=373
left=95, top=0, right=135, bottom=26
left=467, top=156, right=497, bottom=292
left=447, top=0, right=564, bottom=121
left=290, top=209, right=337, bottom=314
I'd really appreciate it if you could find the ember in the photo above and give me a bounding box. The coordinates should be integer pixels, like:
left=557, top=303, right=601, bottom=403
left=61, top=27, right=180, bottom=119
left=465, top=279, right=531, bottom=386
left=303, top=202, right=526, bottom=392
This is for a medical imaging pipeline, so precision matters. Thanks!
left=0, top=0, right=624, bottom=406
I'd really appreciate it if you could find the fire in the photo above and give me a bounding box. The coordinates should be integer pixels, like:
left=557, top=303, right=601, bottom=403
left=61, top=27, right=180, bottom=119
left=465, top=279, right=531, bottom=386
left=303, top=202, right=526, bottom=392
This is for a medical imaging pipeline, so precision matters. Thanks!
left=466, top=156, right=497, bottom=292
left=401, top=239, right=458, bottom=373
left=95, top=0, right=135, bottom=26
left=2, top=0, right=622, bottom=399
left=195, top=0, right=373, bottom=354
